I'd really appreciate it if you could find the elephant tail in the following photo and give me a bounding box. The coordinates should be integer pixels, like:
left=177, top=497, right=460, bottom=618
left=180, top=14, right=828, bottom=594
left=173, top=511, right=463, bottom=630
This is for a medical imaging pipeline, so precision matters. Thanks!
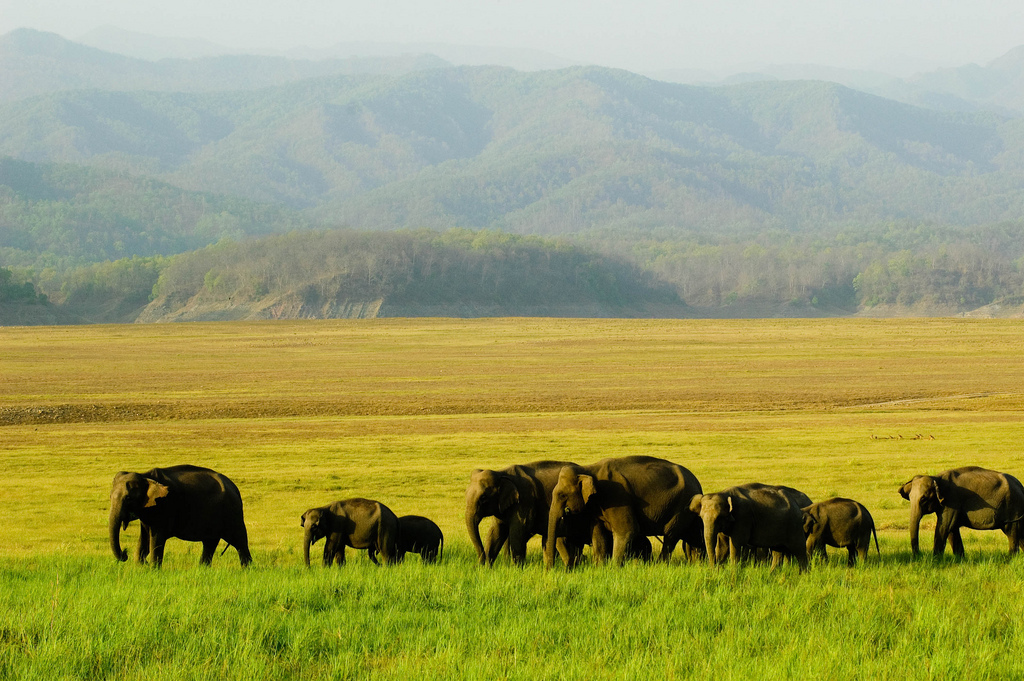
left=871, top=522, right=880, bottom=556
left=439, top=534, right=444, bottom=563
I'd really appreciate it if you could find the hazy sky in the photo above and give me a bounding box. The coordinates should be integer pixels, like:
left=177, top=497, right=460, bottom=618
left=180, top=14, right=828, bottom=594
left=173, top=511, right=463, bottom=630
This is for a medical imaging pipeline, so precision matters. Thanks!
left=3, top=0, right=1024, bottom=76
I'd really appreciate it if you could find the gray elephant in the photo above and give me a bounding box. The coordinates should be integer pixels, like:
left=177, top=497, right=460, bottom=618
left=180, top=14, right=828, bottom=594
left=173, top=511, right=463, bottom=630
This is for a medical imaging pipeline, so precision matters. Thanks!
left=465, top=461, right=585, bottom=566
left=544, top=456, right=703, bottom=567
left=802, top=497, right=879, bottom=566
left=689, top=482, right=809, bottom=571
left=108, top=465, right=251, bottom=567
left=395, top=515, right=443, bottom=563
left=301, top=498, right=399, bottom=566
left=899, top=466, right=1024, bottom=557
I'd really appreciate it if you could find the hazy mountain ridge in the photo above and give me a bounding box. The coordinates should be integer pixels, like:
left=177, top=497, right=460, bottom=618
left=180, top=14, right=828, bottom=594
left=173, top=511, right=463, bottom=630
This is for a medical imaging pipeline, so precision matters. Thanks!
left=0, top=29, right=450, bottom=104
left=3, top=64, right=1023, bottom=237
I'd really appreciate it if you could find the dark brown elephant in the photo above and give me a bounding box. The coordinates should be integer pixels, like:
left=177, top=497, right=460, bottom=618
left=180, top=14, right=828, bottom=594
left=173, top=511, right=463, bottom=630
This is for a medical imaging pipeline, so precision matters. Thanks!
left=301, top=498, right=399, bottom=566
left=465, top=461, right=585, bottom=566
left=899, top=466, right=1024, bottom=557
left=802, top=497, right=879, bottom=566
left=544, top=456, right=703, bottom=567
left=395, top=515, right=443, bottom=563
left=690, top=482, right=809, bottom=571
left=108, top=465, right=251, bottom=567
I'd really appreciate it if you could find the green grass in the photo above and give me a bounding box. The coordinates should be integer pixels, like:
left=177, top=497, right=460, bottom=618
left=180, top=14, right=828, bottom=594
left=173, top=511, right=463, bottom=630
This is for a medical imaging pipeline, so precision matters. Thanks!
left=3, top=318, right=1024, bottom=678
left=4, top=553, right=1024, bottom=680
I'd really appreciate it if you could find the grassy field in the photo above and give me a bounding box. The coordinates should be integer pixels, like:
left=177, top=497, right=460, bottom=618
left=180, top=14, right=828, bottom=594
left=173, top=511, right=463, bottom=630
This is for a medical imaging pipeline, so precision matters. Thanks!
left=2, top=318, right=1024, bottom=679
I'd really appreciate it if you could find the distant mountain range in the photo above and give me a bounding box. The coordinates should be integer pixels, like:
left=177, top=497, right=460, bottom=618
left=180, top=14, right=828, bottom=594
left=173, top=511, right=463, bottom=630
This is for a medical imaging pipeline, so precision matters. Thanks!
left=77, top=26, right=577, bottom=72
left=3, top=28, right=1024, bottom=321
left=9, top=28, right=1024, bottom=115
left=2, top=46, right=1023, bottom=238
left=0, top=28, right=449, bottom=104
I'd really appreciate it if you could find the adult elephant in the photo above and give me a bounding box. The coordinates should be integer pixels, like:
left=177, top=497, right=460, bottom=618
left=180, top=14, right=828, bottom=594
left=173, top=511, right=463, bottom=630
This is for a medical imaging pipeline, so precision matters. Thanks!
left=899, top=466, right=1024, bottom=557
left=689, top=482, right=809, bottom=571
left=465, top=461, right=584, bottom=566
left=544, top=456, right=703, bottom=567
left=301, top=498, right=400, bottom=566
left=108, top=465, right=252, bottom=567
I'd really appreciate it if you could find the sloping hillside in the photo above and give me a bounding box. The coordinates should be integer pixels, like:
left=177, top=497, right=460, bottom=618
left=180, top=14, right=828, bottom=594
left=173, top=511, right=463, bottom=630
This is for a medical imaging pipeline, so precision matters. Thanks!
left=0, top=157, right=307, bottom=269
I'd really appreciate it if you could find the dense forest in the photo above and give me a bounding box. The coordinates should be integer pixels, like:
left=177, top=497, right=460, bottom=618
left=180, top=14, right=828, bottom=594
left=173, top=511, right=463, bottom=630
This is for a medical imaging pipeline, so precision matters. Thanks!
left=2, top=30, right=1024, bottom=322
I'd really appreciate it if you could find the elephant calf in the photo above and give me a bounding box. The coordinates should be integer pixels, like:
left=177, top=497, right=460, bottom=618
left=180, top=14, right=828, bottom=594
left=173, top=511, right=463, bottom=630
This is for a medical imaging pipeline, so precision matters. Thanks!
left=802, top=498, right=879, bottom=566
left=395, top=515, right=444, bottom=563
left=301, top=498, right=400, bottom=566
left=690, top=482, right=809, bottom=571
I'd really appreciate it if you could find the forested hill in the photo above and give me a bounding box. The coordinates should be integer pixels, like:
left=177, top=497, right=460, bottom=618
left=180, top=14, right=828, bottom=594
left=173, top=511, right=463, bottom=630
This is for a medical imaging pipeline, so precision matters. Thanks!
left=133, top=230, right=686, bottom=322
left=1, top=62, right=1022, bottom=237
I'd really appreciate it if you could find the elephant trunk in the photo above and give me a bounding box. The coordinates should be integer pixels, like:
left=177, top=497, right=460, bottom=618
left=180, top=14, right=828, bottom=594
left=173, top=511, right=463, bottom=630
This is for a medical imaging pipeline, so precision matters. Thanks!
left=909, top=502, right=924, bottom=557
left=303, top=526, right=314, bottom=567
left=704, top=522, right=719, bottom=567
left=108, top=496, right=128, bottom=562
left=465, top=504, right=487, bottom=566
left=544, top=510, right=560, bottom=569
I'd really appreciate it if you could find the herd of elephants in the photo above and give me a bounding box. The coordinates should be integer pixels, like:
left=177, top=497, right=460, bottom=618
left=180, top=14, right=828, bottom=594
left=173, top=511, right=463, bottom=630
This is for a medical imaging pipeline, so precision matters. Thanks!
left=107, top=457, right=1024, bottom=569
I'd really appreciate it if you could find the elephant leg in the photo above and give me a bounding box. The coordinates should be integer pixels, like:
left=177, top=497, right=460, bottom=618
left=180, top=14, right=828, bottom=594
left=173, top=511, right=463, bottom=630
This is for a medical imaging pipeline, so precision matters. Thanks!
left=611, top=532, right=632, bottom=566
left=846, top=545, right=857, bottom=567
left=1004, top=523, right=1020, bottom=555
left=200, top=538, right=218, bottom=566
left=660, top=515, right=683, bottom=562
left=590, top=525, right=612, bottom=566
left=368, top=546, right=379, bottom=565
left=728, top=537, right=743, bottom=565
left=556, top=537, right=584, bottom=569
left=506, top=523, right=528, bottom=565
left=486, top=520, right=509, bottom=566
left=136, top=524, right=151, bottom=564
left=949, top=528, right=965, bottom=558
left=857, top=532, right=870, bottom=564
left=150, top=533, right=167, bottom=568
left=227, top=525, right=252, bottom=567
left=795, top=544, right=809, bottom=572
left=715, top=535, right=729, bottom=564
left=933, top=510, right=959, bottom=557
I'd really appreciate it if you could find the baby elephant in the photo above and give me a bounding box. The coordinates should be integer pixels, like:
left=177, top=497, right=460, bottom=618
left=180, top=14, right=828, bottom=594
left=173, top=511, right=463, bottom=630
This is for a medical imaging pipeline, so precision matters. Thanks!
left=394, top=515, right=444, bottom=563
left=802, top=497, right=880, bottom=566
left=301, top=498, right=400, bottom=567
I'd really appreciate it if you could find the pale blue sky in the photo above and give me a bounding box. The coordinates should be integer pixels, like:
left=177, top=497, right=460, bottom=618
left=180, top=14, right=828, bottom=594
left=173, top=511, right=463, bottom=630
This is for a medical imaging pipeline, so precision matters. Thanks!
left=3, top=0, right=1024, bottom=75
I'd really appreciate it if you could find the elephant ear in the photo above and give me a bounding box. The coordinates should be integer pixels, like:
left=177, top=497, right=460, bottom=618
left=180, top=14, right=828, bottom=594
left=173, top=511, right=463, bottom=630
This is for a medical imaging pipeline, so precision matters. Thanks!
left=579, top=475, right=598, bottom=505
left=688, top=494, right=703, bottom=514
left=898, top=479, right=916, bottom=500
left=802, top=509, right=816, bottom=535
left=934, top=478, right=952, bottom=506
left=144, top=479, right=170, bottom=508
left=498, top=477, right=519, bottom=514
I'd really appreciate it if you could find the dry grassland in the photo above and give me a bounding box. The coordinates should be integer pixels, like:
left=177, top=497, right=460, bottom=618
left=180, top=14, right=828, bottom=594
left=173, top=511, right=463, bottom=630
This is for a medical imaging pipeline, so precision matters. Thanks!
left=2, top=317, right=1024, bottom=562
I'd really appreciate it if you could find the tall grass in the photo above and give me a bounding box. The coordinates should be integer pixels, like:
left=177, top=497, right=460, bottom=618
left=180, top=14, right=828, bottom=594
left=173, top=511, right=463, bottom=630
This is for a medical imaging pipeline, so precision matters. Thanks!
left=4, top=552, right=1024, bottom=680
